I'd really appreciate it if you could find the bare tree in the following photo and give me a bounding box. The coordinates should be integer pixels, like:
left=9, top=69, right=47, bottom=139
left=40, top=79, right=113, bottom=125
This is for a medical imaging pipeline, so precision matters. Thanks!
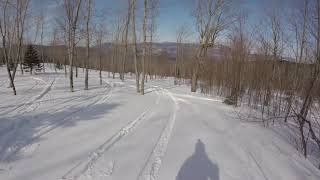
left=40, top=12, right=45, bottom=72
left=147, top=0, right=158, bottom=80
left=0, top=0, right=29, bottom=95
left=131, top=0, right=140, bottom=93
left=34, top=10, right=46, bottom=72
left=95, top=23, right=106, bottom=85
left=0, top=0, right=17, bottom=95
left=63, top=0, right=82, bottom=92
left=13, top=0, right=29, bottom=78
left=110, top=18, right=122, bottom=79
left=225, top=11, right=251, bottom=106
left=84, top=0, right=91, bottom=90
left=50, top=27, right=59, bottom=72
left=191, top=0, right=232, bottom=92
left=119, top=0, right=131, bottom=81
left=175, top=24, right=191, bottom=85
left=140, top=0, right=148, bottom=95
left=294, top=0, right=320, bottom=161
left=263, top=8, right=284, bottom=107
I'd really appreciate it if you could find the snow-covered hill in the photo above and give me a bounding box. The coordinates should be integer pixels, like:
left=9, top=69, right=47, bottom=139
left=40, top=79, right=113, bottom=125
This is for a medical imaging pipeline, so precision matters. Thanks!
left=0, top=65, right=319, bottom=180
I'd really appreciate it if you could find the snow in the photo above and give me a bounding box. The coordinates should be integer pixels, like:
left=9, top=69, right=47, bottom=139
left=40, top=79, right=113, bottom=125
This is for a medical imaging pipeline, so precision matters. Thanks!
left=0, top=65, right=319, bottom=180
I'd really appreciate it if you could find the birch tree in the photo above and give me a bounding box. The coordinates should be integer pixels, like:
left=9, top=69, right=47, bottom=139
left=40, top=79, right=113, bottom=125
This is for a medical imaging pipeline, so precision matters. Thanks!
left=147, top=0, right=158, bottom=80
left=13, top=0, right=29, bottom=78
left=84, top=0, right=91, bottom=90
left=40, top=12, right=45, bottom=72
left=0, top=0, right=17, bottom=95
left=0, top=0, right=29, bottom=95
left=131, top=0, right=140, bottom=93
left=63, top=0, right=82, bottom=92
left=140, top=0, right=148, bottom=95
left=119, top=0, right=131, bottom=81
left=95, top=23, right=106, bottom=85
left=34, top=11, right=46, bottom=72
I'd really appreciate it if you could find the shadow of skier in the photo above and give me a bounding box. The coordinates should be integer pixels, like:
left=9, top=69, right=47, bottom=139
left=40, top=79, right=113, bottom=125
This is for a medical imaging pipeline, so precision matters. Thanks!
left=176, top=139, right=219, bottom=180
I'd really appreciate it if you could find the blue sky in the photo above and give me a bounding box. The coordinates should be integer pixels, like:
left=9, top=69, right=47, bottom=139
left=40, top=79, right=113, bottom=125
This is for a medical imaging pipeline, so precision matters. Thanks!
left=92, top=0, right=195, bottom=42
left=93, top=0, right=296, bottom=42
left=34, top=0, right=298, bottom=43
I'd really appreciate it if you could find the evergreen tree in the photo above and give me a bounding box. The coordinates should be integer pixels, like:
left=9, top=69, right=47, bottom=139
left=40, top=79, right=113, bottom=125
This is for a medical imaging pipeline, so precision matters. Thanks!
left=23, top=44, right=40, bottom=74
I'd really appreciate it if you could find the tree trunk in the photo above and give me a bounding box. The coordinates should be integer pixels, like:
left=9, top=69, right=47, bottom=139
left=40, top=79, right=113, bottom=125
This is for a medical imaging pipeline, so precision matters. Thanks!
left=69, top=42, right=74, bottom=92
left=84, top=0, right=91, bottom=90
left=191, top=62, right=199, bottom=92
left=191, top=47, right=203, bottom=92
left=131, top=0, right=140, bottom=93
left=76, top=65, right=78, bottom=78
left=140, top=0, right=147, bottom=95
left=6, top=64, right=17, bottom=95
left=120, top=0, right=131, bottom=81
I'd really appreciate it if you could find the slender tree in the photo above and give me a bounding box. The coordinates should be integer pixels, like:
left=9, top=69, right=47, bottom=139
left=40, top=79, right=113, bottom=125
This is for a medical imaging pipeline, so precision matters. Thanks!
left=120, top=0, right=131, bottom=81
left=175, top=25, right=191, bottom=85
left=84, top=0, right=91, bottom=90
left=63, top=0, right=82, bottom=92
left=0, top=0, right=16, bottom=95
left=131, top=0, right=140, bottom=93
left=140, top=0, right=148, bottom=95
left=95, top=24, right=106, bottom=85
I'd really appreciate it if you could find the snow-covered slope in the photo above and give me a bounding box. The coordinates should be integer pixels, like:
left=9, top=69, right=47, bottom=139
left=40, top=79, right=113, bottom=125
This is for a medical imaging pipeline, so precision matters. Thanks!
left=0, top=65, right=319, bottom=180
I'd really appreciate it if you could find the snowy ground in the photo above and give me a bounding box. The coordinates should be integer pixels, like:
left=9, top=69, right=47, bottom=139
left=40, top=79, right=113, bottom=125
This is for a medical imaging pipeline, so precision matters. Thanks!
left=0, top=65, right=319, bottom=180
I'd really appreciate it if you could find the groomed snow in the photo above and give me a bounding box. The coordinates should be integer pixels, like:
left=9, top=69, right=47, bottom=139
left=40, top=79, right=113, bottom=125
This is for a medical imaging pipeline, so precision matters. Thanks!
left=0, top=65, right=319, bottom=180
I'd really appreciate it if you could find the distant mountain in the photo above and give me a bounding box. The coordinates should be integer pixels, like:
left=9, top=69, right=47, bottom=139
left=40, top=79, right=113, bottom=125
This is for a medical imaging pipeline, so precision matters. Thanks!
left=99, top=42, right=230, bottom=58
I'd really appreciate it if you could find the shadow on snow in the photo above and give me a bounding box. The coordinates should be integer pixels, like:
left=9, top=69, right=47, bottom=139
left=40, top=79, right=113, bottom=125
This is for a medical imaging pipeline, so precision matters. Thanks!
left=0, top=100, right=120, bottom=163
left=176, top=139, right=219, bottom=180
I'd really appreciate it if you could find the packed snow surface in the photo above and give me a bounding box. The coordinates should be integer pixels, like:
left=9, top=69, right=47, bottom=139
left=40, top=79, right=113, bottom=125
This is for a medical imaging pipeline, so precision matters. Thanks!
left=0, top=66, right=319, bottom=180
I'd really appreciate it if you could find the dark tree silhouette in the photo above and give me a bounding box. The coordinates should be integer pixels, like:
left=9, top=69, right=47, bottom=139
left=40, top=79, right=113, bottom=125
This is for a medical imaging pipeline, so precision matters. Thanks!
left=23, top=44, right=41, bottom=74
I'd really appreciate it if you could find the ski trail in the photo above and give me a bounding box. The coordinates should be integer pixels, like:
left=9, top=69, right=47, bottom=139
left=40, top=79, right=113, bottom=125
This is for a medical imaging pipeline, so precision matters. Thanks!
left=1, top=81, right=113, bottom=162
left=247, top=151, right=269, bottom=180
left=61, top=90, right=160, bottom=180
left=0, top=77, right=55, bottom=135
left=0, top=77, right=55, bottom=117
left=29, top=78, right=55, bottom=103
left=28, top=79, right=112, bottom=136
left=61, top=107, right=155, bottom=180
left=137, top=88, right=178, bottom=180
left=0, top=77, right=57, bottom=161
left=23, top=78, right=57, bottom=113
left=0, top=79, right=40, bottom=115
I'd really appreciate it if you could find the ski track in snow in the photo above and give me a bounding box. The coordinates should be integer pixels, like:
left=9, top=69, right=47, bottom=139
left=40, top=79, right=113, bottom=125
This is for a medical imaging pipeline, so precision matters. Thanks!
left=137, top=88, right=178, bottom=180
left=0, top=78, right=41, bottom=116
left=23, top=77, right=57, bottom=113
left=0, top=75, right=114, bottom=162
left=34, top=78, right=115, bottom=132
left=0, top=79, right=41, bottom=138
left=0, top=79, right=8, bottom=87
left=247, top=151, right=269, bottom=180
left=1, top=69, right=320, bottom=180
left=0, top=77, right=57, bottom=161
left=61, top=90, right=161, bottom=180
left=0, top=80, right=114, bottom=162
left=0, top=76, right=55, bottom=116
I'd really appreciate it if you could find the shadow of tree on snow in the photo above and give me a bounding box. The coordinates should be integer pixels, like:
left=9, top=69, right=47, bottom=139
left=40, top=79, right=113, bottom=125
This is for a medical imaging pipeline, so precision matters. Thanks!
left=0, top=100, right=120, bottom=163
